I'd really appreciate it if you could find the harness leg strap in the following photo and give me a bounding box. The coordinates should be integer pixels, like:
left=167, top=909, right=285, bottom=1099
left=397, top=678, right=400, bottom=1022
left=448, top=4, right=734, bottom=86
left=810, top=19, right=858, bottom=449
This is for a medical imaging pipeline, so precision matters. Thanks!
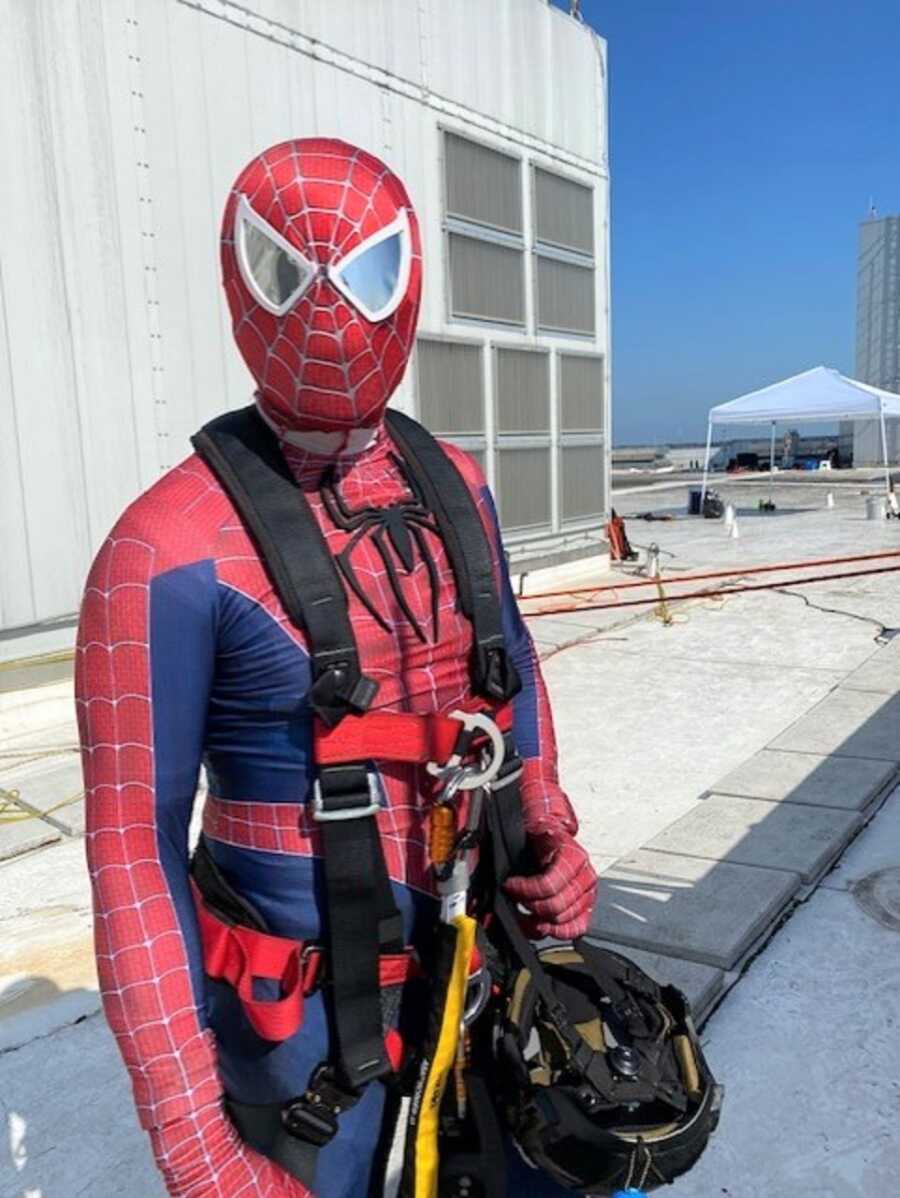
left=314, top=763, right=404, bottom=1089
left=226, top=1097, right=320, bottom=1189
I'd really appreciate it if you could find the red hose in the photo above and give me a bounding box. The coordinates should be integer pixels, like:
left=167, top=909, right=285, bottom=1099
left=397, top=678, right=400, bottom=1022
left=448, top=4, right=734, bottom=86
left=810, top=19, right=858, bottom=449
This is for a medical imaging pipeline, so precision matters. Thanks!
left=526, top=562, right=900, bottom=617
left=524, top=547, right=900, bottom=600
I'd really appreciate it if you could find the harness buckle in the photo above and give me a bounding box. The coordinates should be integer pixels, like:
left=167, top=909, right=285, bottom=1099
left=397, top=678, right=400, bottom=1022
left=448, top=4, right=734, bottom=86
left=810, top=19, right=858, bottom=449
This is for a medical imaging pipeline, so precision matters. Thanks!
left=281, top=1063, right=361, bottom=1147
left=281, top=1096, right=338, bottom=1146
left=299, top=943, right=326, bottom=992
left=311, top=765, right=382, bottom=822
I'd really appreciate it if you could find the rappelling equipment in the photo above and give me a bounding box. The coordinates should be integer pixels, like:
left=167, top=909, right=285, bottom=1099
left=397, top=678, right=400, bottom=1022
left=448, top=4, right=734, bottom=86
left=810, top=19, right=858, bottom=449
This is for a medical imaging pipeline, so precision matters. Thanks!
left=189, top=404, right=521, bottom=1189
left=479, top=784, right=723, bottom=1195
left=189, top=404, right=721, bottom=1195
left=606, top=510, right=638, bottom=562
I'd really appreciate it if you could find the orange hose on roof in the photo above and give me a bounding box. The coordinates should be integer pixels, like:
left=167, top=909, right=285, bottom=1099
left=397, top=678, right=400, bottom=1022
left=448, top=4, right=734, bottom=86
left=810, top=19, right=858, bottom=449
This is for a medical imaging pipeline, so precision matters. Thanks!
left=523, top=547, right=900, bottom=602
left=525, top=562, right=900, bottom=617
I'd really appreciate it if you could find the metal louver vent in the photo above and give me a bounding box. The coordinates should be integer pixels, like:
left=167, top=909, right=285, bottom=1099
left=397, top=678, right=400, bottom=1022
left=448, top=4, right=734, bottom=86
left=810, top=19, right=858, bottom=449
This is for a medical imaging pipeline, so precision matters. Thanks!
left=534, top=167, right=594, bottom=255
left=559, top=353, right=604, bottom=432
left=497, top=447, right=551, bottom=530
left=561, top=444, right=605, bottom=521
left=445, top=132, right=523, bottom=233
left=450, top=234, right=525, bottom=325
left=415, top=338, right=484, bottom=435
left=496, top=348, right=550, bottom=433
left=536, top=256, right=595, bottom=335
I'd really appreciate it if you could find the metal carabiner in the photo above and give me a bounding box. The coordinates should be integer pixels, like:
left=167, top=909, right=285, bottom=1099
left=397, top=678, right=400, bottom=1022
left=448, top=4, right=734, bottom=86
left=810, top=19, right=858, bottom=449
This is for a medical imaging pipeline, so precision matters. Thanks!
left=462, top=968, right=491, bottom=1027
left=426, top=710, right=505, bottom=791
left=438, top=762, right=482, bottom=805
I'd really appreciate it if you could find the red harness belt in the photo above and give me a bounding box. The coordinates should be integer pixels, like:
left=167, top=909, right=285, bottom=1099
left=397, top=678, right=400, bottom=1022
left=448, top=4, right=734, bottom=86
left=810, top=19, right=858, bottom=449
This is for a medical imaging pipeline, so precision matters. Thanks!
left=314, top=705, right=513, bottom=768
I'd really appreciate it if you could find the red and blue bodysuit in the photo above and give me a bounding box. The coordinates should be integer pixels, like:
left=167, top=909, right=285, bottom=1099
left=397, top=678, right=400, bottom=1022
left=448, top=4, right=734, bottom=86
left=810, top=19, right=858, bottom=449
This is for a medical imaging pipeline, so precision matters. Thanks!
left=76, top=140, right=598, bottom=1197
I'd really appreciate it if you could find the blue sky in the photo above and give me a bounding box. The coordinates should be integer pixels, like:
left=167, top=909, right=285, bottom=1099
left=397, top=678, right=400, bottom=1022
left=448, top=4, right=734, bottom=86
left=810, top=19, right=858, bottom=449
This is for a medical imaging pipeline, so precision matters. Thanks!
left=555, top=1, right=900, bottom=444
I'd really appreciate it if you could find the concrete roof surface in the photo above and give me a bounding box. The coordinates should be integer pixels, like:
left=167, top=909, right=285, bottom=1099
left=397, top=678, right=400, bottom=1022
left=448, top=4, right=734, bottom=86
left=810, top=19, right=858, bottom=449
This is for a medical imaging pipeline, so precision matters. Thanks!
left=2, top=473, right=900, bottom=1195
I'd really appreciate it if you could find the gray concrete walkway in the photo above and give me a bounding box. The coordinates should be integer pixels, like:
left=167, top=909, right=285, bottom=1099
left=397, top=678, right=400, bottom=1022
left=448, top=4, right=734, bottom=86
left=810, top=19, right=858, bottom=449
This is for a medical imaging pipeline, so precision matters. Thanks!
left=667, top=785, right=900, bottom=1197
left=526, top=485, right=900, bottom=1021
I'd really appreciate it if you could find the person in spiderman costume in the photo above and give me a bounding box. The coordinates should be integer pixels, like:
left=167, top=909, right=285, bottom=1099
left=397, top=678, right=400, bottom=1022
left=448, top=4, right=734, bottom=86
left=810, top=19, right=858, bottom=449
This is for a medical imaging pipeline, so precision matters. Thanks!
left=76, top=139, right=598, bottom=1198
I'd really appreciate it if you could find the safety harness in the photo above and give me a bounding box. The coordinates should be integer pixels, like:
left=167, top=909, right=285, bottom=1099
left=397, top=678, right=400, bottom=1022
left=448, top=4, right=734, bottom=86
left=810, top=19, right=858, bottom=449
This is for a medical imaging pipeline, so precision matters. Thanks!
left=188, top=406, right=522, bottom=1185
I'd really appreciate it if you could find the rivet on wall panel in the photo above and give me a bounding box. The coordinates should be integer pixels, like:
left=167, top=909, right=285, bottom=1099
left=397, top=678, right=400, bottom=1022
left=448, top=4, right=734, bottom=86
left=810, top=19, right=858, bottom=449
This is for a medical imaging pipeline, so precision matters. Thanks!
left=124, top=5, right=167, bottom=471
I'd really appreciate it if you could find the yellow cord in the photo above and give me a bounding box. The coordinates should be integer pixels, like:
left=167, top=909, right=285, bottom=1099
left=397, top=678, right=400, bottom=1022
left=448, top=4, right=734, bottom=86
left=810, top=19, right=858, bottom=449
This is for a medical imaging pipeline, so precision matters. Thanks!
left=0, top=648, right=75, bottom=672
left=0, top=787, right=84, bottom=824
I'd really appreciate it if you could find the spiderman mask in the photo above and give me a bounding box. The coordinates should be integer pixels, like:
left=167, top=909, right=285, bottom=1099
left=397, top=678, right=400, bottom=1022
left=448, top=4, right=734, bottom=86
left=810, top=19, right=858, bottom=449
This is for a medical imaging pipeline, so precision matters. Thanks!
left=221, top=138, right=422, bottom=435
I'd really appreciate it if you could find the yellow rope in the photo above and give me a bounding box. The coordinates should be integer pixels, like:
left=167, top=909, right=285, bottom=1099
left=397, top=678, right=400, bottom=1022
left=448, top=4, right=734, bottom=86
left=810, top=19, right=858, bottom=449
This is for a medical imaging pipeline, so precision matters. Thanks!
left=0, top=746, right=79, bottom=768
left=0, top=648, right=75, bottom=673
left=0, top=787, right=84, bottom=824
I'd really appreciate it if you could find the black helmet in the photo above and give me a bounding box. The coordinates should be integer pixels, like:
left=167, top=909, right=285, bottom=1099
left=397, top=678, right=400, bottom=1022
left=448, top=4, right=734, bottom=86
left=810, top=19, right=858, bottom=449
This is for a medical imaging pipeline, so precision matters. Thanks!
left=493, top=941, right=723, bottom=1194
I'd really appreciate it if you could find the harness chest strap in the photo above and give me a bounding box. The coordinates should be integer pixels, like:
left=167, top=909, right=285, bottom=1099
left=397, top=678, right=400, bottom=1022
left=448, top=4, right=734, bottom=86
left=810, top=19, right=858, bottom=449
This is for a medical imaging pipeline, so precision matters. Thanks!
left=190, top=406, right=523, bottom=726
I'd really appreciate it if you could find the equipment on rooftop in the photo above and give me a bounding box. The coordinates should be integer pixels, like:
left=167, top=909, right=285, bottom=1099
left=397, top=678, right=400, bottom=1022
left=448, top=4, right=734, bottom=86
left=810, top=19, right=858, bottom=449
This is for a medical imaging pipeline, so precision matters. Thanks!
left=702, top=491, right=724, bottom=519
left=700, top=366, right=900, bottom=509
left=887, top=476, right=900, bottom=519
left=607, top=510, right=639, bottom=561
left=483, top=788, right=723, bottom=1195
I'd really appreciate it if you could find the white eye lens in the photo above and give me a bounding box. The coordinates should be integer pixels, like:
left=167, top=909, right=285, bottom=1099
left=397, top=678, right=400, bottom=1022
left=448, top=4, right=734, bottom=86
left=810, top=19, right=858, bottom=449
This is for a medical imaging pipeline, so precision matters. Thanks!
left=329, top=213, right=411, bottom=322
left=243, top=222, right=306, bottom=307
left=338, top=233, right=402, bottom=317
left=235, top=196, right=315, bottom=316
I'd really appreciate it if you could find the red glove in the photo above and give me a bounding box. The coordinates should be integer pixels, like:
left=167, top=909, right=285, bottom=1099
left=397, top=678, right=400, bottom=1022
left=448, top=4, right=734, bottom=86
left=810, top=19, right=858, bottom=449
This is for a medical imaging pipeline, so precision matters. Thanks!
left=149, top=1103, right=312, bottom=1198
left=503, top=831, right=598, bottom=941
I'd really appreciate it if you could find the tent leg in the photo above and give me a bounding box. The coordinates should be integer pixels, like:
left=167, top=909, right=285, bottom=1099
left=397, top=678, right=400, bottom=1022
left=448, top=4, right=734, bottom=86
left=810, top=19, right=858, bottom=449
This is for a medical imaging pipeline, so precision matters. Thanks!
left=700, top=421, right=713, bottom=511
left=880, top=402, right=891, bottom=493
left=769, top=421, right=776, bottom=504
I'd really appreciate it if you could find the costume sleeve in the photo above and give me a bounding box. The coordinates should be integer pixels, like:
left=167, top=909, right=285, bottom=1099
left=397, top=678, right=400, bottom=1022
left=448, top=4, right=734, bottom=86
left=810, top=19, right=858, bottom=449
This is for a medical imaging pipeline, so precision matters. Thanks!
left=438, top=445, right=578, bottom=838
left=75, top=500, right=233, bottom=1177
left=77, top=495, right=312, bottom=1198
left=76, top=499, right=222, bottom=1129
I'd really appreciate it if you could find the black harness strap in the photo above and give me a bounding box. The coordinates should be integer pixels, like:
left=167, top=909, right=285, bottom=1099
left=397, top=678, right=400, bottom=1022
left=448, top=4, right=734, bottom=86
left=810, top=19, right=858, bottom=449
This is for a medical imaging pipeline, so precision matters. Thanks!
left=191, top=408, right=397, bottom=1164
left=485, top=789, right=618, bottom=1101
left=190, top=404, right=519, bottom=1179
left=191, top=407, right=378, bottom=727
left=314, top=763, right=403, bottom=1090
left=385, top=409, right=521, bottom=703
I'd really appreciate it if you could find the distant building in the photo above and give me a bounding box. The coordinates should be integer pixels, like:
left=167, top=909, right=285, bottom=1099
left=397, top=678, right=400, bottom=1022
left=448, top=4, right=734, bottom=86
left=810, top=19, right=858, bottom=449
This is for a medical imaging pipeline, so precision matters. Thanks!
left=612, top=446, right=670, bottom=470
left=709, top=434, right=839, bottom=472
left=852, top=212, right=900, bottom=464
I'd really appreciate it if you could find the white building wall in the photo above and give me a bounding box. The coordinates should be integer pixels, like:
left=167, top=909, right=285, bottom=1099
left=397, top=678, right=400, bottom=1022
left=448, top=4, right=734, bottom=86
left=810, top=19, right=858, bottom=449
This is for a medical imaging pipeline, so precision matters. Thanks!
left=0, top=0, right=608, bottom=657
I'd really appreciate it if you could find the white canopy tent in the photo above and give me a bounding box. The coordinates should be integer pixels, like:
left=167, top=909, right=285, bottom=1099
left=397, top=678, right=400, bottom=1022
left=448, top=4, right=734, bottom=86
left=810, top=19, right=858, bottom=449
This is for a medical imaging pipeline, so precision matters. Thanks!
left=700, top=366, right=900, bottom=505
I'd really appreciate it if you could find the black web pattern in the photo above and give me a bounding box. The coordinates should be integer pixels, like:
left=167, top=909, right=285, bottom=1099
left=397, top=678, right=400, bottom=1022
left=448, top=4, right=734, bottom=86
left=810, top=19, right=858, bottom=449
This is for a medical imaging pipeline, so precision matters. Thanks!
left=319, top=455, right=442, bottom=642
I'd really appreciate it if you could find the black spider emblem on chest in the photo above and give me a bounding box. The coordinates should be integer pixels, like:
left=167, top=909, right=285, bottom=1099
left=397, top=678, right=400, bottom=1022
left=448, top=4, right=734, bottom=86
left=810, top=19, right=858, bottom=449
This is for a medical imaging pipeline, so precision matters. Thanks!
left=319, top=455, right=442, bottom=643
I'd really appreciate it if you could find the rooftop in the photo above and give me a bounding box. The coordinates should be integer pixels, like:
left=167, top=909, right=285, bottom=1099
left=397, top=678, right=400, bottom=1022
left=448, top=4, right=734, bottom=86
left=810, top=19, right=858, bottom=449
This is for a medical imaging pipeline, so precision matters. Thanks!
left=2, top=471, right=900, bottom=1194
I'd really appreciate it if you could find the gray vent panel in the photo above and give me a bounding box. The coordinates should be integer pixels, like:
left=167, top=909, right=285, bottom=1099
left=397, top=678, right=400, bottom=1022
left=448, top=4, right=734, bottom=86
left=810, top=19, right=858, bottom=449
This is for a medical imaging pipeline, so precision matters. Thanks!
left=445, top=133, right=522, bottom=233
left=498, top=447, right=551, bottom=530
left=450, top=234, right=525, bottom=325
left=534, top=167, right=594, bottom=255
left=415, top=338, right=484, bottom=434
left=496, top=348, right=550, bottom=433
left=559, top=353, right=604, bottom=432
left=536, top=256, right=595, bottom=335
left=562, top=443, right=605, bottom=521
